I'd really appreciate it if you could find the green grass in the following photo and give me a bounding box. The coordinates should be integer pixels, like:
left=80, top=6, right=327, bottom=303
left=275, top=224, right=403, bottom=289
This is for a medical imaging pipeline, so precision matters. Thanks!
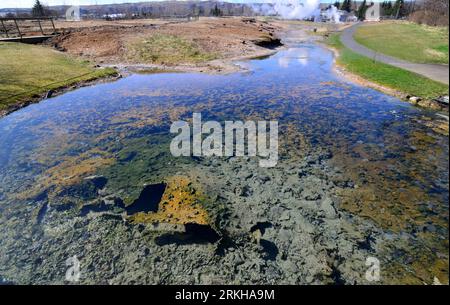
left=326, top=33, right=448, bottom=100
left=0, top=42, right=117, bottom=111
left=354, top=22, right=449, bottom=64
left=126, top=34, right=217, bottom=65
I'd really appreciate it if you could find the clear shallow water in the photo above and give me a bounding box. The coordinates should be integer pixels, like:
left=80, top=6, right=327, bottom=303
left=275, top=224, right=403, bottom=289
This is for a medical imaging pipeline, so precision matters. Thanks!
left=0, top=45, right=426, bottom=170
left=0, top=43, right=448, bottom=283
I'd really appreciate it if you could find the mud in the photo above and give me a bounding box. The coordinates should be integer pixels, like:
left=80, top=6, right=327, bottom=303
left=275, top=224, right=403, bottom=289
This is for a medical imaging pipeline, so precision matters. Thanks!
left=48, top=17, right=282, bottom=74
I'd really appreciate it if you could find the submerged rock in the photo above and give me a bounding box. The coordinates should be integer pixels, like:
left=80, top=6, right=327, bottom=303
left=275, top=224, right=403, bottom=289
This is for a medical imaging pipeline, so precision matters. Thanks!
left=57, top=175, right=109, bottom=201
left=79, top=196, right=125, bottom=216
left=320, top=197, right=338, bottom=219
left=127, top=176, right=210, bottom=226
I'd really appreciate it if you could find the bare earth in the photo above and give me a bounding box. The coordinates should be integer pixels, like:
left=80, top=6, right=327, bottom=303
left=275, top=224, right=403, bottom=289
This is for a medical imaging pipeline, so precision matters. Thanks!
left=1, top=17, right=284, bottom=118
left=48, top=17, right=283, bottom=74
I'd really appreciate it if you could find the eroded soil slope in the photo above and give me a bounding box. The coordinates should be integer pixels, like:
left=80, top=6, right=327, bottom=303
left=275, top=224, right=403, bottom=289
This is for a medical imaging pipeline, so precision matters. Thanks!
left=49, top=17, right=281, bottom=72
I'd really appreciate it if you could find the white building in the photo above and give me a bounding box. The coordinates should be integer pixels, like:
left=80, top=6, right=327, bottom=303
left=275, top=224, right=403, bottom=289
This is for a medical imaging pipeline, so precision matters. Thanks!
left=365, top=2, right=381, bottom=21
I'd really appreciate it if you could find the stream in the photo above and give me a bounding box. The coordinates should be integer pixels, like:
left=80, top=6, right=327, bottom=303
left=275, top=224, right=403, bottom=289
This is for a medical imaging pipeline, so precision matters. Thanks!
left=0, top=29, right=448, bottom=284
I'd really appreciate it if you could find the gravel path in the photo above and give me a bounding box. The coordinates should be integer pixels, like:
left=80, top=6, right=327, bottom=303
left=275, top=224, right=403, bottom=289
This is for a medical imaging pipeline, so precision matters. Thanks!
left=341, top=23, right=449, bottom=85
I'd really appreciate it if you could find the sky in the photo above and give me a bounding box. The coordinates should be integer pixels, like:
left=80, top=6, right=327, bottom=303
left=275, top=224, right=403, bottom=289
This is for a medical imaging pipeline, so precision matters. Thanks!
left=1, top=0, right=160, bottom=9
left=0, top=0, right=384, bottom=9
left=1, top=0, right=341, bottom=9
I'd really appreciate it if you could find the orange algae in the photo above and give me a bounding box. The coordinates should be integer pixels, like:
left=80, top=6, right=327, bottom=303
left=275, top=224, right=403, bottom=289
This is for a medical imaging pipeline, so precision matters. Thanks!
left=128, top=176, right=209, bottom=225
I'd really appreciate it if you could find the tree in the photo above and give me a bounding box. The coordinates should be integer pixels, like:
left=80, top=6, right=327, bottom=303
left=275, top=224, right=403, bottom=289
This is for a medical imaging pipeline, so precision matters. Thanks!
left=382, top=1, right=394, bottom=16
left=210, top=4, right=222, bottom=17
left=409, top=0, right=449, bottom=26
left=341, top=0, right=353, bottom=12
left=191, top=3, right=198, bottom=16
left=334, top=1, right=341, bottom=9
left=357, top=0, right=368, bottom=20
left=393, top=0, right=405, bottom=18
left=32, top=0, right=45, bottom=17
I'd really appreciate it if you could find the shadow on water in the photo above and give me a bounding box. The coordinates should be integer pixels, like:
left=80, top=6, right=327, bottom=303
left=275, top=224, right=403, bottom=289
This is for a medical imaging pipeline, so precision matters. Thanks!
left=254, top=38, right=283, bottom=50
left=36, top=202, right=48, bottom=224
left=155, top=223, right=221, bottom=245
left=251, top=54, right=274, bottom=61
left=259, top=239, right=279, bottom=261
left=79, top=182, right=167, bottom=217
left=250, top=221, right=273, bottom=235
left=79, top=199, right=124, bottom=216
left=88, top=176, right=108, bottom=189
left=125, top=183, right=166, bottom=215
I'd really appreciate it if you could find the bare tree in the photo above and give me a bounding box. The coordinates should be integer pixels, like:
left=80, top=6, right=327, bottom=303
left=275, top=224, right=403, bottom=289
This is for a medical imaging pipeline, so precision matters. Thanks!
left=410, top=0, right=449, bottom=26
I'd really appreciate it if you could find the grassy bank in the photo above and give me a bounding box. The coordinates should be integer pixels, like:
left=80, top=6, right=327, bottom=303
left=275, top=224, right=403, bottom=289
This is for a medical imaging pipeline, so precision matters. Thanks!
left=0, top=42, right=117, bottom=112
left=326, top=33, right=448, bottom=100
left=354, top=22, right=449, bottom=65
left=126, top=34, right=217, bottom=65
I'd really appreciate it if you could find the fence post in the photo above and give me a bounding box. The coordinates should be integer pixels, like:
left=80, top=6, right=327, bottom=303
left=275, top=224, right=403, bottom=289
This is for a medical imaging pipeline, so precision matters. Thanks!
left=50, top=18, right=56, bottom=34
left=37, top=18, right=44, bottom=35
left=0, top=19, right=9, bottom=38
left=13, top=18, right=22, bottom=39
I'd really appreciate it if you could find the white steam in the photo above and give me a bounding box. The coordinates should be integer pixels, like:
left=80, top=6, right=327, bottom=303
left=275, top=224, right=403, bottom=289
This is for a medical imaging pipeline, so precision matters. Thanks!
left=274, top=0, right=321, bottom=20
left=323, top=5, right=341, bottom=23
left=252, top=0, right=341, bottom=23
left=253, top=0, right=320, bottom=20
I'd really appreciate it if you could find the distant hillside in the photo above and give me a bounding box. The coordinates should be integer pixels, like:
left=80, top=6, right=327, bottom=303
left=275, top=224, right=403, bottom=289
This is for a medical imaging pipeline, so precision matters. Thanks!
left=1, top=1, right=263, bottom=18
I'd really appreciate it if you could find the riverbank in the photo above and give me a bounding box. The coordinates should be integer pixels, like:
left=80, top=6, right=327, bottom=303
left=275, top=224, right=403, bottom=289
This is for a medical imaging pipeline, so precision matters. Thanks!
left=323, top=32, right=448, bottom=111
left=2, top=19, right=448, bottom=117
left=0, top=42, right=119, bottom=117
left=47, top=17, right=282, bottom=74
left=0, top=17, right=282, bottom=118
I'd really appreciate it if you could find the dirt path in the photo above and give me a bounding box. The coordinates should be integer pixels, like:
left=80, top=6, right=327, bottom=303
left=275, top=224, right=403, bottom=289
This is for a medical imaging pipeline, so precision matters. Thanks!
left=341, top=23, right=449, bottom=85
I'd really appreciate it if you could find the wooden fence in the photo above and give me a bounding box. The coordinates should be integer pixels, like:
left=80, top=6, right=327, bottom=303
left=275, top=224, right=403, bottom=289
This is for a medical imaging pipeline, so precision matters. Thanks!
left=0, top=17, right=56, bottom=39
